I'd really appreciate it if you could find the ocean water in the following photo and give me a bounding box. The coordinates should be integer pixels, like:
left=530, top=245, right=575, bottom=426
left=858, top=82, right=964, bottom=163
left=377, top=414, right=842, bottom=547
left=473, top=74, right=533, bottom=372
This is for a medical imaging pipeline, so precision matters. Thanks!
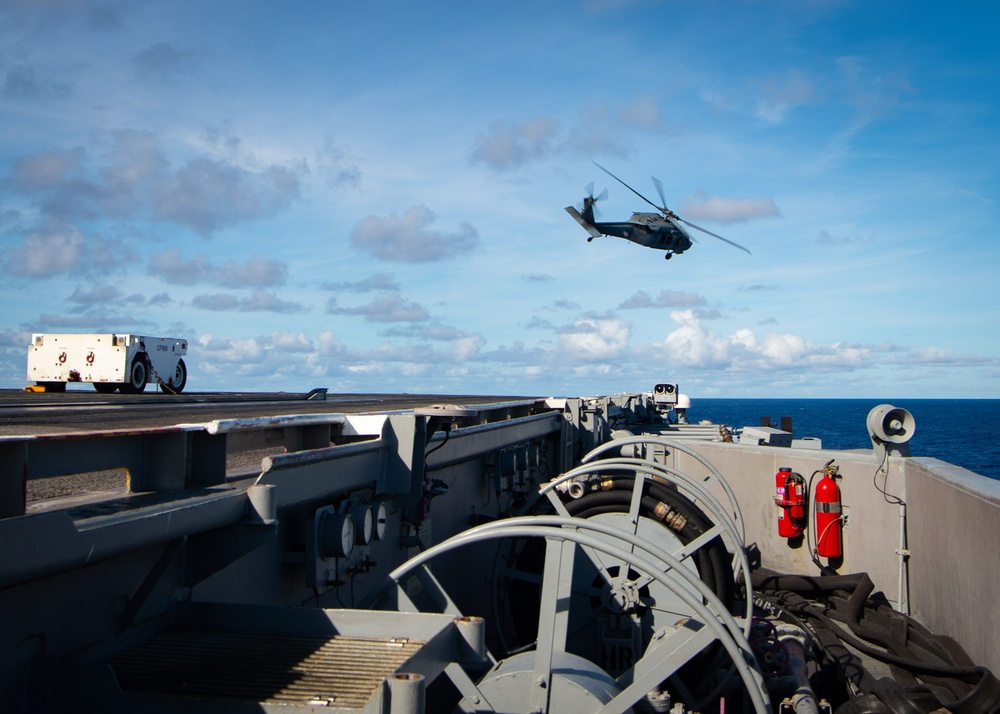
left=689, top=399, right=1000, bottom=481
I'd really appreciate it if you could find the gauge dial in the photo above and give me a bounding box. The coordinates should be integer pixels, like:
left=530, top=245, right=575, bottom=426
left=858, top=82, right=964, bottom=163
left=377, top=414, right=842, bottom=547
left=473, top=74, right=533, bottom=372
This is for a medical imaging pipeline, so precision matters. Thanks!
left=318, top=511, right=356, bottom=559
left=340, top=514, right=356, bottom=557
left=373, top=501, right=388, bottom=541
left=351, top=504, right=374, bottom=546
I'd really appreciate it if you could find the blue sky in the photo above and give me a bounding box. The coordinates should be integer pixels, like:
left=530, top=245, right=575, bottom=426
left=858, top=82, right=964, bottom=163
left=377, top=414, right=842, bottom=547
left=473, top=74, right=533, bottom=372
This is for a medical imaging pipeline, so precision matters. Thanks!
left=1, top=0, right=998, bottom=399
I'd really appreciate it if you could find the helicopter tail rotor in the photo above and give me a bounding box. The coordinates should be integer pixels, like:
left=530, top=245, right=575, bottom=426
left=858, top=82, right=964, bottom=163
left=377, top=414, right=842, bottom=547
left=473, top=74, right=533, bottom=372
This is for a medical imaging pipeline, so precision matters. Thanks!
left=578, top=183, right=607, bottom=220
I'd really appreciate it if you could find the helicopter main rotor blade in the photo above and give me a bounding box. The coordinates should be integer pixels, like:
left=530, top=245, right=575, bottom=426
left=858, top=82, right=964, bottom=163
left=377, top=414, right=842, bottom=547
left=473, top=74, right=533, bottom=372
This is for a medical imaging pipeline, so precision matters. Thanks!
left=676, top=217, right=752, bottom=255
left=651, top=176, right=669, bottom=211
left=591, top=160, right=663, bottom=213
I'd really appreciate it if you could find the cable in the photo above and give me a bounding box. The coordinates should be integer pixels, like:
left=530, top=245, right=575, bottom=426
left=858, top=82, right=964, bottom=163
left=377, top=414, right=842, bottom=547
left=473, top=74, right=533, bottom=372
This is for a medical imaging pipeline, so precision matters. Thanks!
left=424, top=423, right=451, bottom=458
left=872, top=449, right=905, bottom=506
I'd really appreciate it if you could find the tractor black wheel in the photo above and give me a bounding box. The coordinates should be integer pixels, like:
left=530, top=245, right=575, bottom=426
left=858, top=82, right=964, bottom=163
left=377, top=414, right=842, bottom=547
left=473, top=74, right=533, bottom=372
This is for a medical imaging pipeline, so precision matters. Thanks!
left=163, top=359, right=187, bottom=394
left=120, top=354, right=149, bottom=394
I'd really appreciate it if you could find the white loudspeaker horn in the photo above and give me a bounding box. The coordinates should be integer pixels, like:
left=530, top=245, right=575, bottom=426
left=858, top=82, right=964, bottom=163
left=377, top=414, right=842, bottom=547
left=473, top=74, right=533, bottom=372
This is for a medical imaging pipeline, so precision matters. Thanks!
left=867, top=404, right=915, bottom=457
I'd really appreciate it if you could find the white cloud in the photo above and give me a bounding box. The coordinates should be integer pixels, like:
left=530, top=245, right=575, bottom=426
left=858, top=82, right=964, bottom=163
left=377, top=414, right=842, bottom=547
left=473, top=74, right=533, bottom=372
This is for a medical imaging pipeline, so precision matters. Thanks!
left=350, top=205, right=478, bottom=262
left=558, top=317, right=631, bottom=361
left=192, top=290, right=307, bottom=314
left=658, top=310, right=873, bottom=372
left=10, top=131, right=302, bottom=235
left=148, top=249, right=289, bottom=288
left=470, top=118, right=560, bottom=172
left=327, top=294, right=430, bottom=322
left=271, top=330, right=314, bottom=352
left=322, top=274, right=400, bottom=293
left=680, top=192, right=781, bottom=224
left=618, top=289, right=708, bottom=310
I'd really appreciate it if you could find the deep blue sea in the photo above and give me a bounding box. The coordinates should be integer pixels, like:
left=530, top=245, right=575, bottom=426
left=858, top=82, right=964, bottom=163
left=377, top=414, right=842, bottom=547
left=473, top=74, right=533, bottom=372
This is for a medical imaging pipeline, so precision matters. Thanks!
left=690, top=399, right=1000, bottom=481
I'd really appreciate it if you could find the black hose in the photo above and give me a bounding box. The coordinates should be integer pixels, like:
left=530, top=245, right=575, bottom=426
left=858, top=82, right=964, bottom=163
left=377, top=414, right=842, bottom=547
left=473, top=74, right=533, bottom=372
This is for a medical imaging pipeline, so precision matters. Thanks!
left=505, top=474, right=737, bottom=654
left=755, top=570, right=1000, bottom=713
left=565, top=482, right=735, bottom=610
left=834, top=694, right=891, bottom=714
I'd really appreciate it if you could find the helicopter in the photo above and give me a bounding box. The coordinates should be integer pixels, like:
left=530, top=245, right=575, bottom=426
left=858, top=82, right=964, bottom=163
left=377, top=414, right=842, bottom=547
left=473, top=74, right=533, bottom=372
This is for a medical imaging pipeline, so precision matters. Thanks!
left=565, top=161, right=751, bottom=259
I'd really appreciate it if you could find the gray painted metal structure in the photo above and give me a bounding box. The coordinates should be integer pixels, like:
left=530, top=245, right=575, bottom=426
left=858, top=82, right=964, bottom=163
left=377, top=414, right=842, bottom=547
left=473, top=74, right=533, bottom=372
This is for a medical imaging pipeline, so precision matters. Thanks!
left=0, top=391, right=997, bottom=712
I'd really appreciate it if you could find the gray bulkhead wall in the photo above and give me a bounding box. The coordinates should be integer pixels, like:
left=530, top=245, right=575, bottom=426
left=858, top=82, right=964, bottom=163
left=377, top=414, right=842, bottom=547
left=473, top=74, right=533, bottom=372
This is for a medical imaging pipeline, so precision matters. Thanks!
left=903, top=458, right=1000, bottom=676
left=664, top=439, right=1000, bottom=676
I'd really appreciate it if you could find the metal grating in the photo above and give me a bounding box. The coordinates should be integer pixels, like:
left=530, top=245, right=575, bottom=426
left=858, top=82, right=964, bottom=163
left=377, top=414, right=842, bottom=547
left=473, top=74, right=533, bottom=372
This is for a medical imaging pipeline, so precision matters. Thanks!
left=111, top=627, right=425, bottom=709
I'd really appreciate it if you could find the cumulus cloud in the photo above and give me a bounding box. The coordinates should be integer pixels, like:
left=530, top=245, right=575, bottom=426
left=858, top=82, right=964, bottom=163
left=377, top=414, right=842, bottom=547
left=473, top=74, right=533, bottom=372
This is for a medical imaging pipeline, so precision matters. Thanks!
left=270, top=330, right=314, bottom=352
left=10, top=130, right=301, bottom=234
left=558, top=317, right=631, bottom=361
left=350, top=205, right=478, bottom=262
left=680, top=191, right=781, bottom=224
left=2, top=220, right=84, bottom=276
left=196, top=333, right=267, bottom=364
left=526, top=316, right=555, bottom=330
left=327, top=294, right=429, bottom=322
left=618, top=289, right=708, bottom=310
left=470, top=95, right=675, bottom=173
left=315, top=139, right=361, bottom=187
left=66, top=283, right=122, bottom=306
left=658, top=310, right=872, bottom=371
left=552, top=299, right=581, bottom=310
left=14, top=146, right=88, bottom=192
left=153, top=159, right=299, bottom=234
left=192, top=290, right=307, bottom=313
left=148, top=249, right=288, bottom=288
left=322, top=273, right=400, bottom=292
left=380, top=323, right=474, bottom=341
left=471, top=117, right=560, bottom=172
left=0, top=219, right=140, bottom=278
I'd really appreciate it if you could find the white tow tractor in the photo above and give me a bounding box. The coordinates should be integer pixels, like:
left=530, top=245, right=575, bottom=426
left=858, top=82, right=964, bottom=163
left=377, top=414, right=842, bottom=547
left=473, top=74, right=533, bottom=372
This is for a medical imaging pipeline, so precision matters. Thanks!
left=26, top=333, right=188, bottom=394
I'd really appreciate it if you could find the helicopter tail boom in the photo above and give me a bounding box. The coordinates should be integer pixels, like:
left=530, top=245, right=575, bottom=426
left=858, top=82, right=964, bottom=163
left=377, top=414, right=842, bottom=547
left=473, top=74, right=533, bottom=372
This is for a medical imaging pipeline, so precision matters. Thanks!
left=565, top=206, right=602, bottom=239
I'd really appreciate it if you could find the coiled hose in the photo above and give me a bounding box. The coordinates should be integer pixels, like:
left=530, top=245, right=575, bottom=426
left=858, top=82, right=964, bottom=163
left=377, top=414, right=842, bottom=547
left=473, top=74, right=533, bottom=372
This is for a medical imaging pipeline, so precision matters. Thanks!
left=751, top=570, right=1000, bottom=714
left=507, top=475, right=735, bottom=650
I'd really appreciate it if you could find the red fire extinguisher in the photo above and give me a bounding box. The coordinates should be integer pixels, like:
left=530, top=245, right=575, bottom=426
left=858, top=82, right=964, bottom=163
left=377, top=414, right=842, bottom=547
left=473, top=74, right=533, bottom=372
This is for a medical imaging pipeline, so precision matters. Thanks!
left=775, top=467, right=805, bottom=538
left=814, top=466, right=843, bottom=558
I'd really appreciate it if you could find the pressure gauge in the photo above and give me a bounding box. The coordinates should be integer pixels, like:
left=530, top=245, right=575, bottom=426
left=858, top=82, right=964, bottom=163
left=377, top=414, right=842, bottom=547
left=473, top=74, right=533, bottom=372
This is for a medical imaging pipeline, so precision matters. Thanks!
left=318, top=510, right=356, bottom=559
left=350, top=503, right=375, bottom=546
left=373, top=501, right=388, bottom=541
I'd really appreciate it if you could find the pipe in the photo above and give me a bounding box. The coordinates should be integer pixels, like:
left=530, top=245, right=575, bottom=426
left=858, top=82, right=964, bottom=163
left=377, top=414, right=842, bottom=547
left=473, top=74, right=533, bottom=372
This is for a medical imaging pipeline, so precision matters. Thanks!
left=388, top=672, right=426, bottom=714
left=777, top=624, right=820, bottom=714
